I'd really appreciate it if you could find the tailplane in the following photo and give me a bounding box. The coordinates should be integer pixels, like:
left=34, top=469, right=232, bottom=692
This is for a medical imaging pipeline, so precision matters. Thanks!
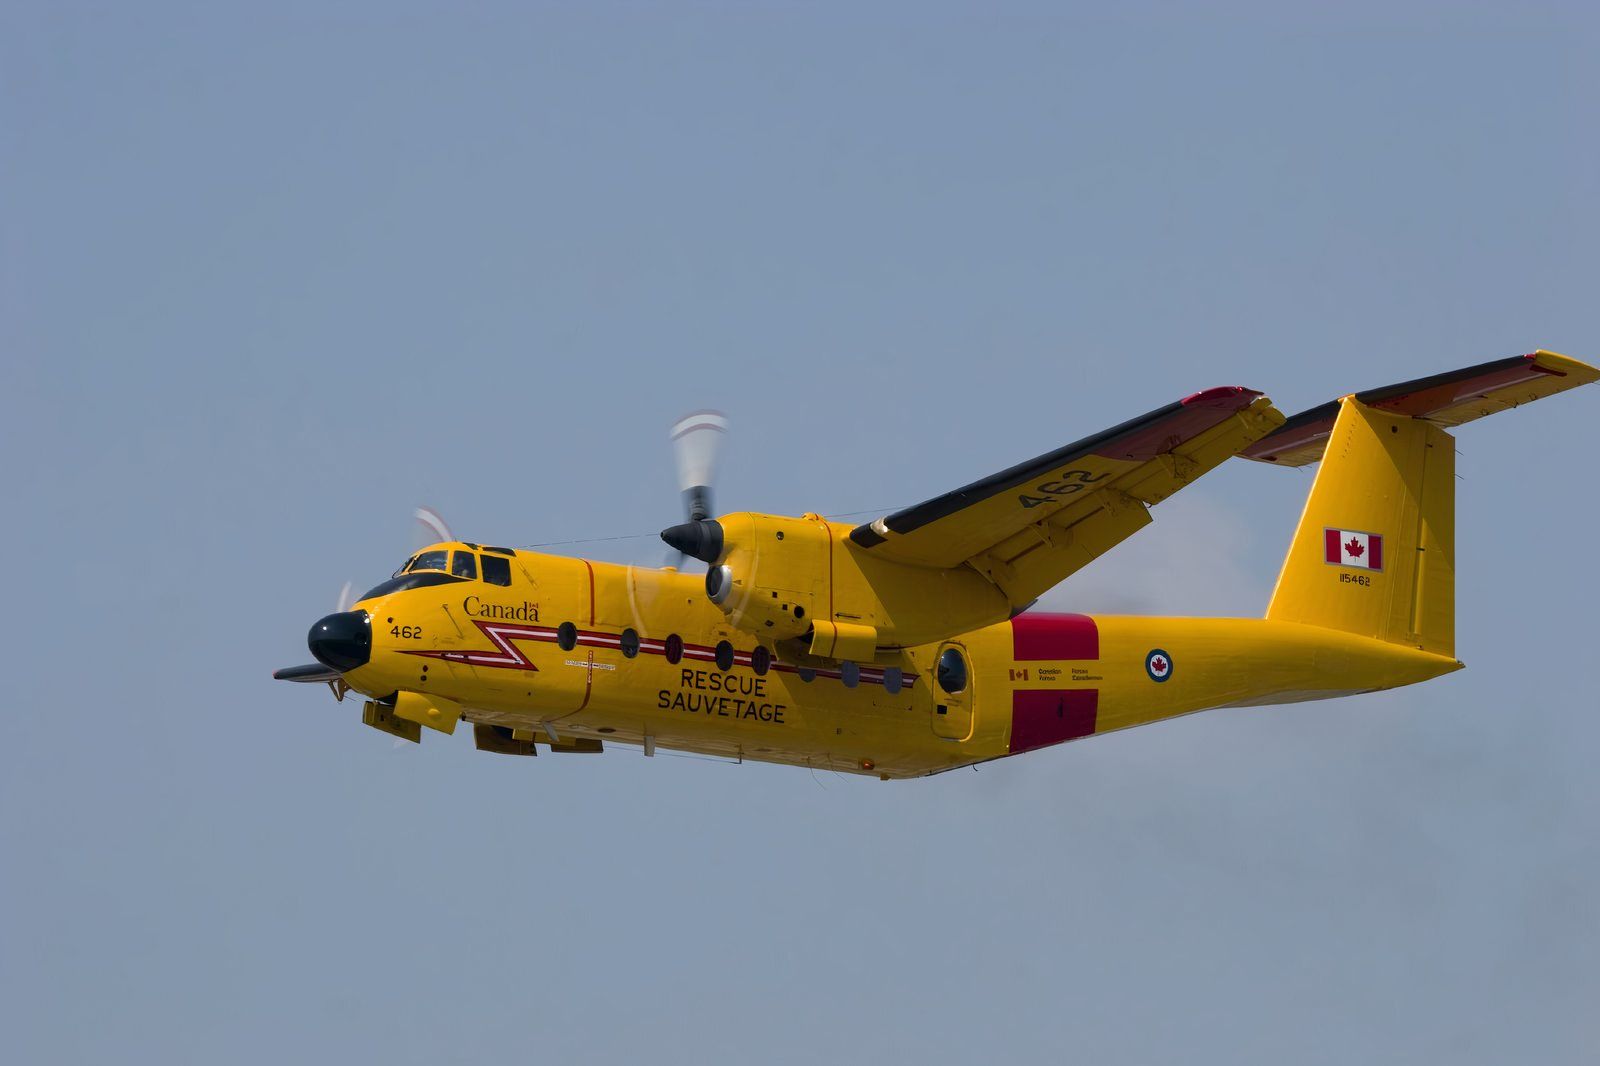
left=1252, top=350, right=1597, bottom=658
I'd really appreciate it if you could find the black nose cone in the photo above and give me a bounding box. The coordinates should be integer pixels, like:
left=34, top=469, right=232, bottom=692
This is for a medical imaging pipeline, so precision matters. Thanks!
left=308, top=611, right=371, bottom=672
left=661, top=519, right=724, bottom=564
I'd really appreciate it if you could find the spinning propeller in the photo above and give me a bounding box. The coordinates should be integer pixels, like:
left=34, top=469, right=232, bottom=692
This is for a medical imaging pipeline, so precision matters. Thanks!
left=280, top=412, right=732, bottom=685
left=412, top=505, right=454, bottom=549
left=663, top=410, right=727, bottom=570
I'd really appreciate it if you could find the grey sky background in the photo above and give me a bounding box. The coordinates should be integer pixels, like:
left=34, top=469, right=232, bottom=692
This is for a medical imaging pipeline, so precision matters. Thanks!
left=4, top=3, right=1597, bottom=1062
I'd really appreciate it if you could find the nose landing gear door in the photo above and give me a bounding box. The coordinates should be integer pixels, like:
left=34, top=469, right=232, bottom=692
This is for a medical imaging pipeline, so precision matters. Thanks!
left=931, top=642, right=974, bottom=741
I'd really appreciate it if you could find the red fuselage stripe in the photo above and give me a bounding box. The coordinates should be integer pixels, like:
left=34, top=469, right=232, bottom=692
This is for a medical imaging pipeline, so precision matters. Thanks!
left=402, top=619, right=920, bottom=688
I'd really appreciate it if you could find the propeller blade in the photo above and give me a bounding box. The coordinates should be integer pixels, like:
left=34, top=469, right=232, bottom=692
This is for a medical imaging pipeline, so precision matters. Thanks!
left=336, top=580, right=355, bottom=613
left=413, top=505, right=455, bottom=546
left=670, top=411, right=727, bottom=523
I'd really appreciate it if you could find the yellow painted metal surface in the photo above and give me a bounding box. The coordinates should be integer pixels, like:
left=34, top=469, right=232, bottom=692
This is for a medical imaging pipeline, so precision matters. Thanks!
left=393, top=690, right=461, bottom=735
left=301, top=354, right=1594, bottom=778
left=1268, top=398, right=1457, bottom=656
left=340, top=552, right=1463, bottom=778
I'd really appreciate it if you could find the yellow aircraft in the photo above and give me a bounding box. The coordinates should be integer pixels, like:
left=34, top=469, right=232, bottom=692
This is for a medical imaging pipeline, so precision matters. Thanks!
left=276, top=351, right=1595, bottom=779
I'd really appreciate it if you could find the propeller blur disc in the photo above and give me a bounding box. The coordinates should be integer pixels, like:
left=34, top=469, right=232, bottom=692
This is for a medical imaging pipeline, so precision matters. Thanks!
left=413, top=505, right=455, bottom=546
left=671, top=410, right=727, bottom=523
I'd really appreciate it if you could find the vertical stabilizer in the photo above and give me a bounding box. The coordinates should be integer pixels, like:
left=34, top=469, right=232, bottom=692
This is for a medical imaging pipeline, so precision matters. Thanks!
left=1266, top=398, right=1456, bottom=657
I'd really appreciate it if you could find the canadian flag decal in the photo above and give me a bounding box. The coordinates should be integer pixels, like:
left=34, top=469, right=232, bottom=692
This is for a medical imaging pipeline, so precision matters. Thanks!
left=1324, top=528, right=1383, bottom=571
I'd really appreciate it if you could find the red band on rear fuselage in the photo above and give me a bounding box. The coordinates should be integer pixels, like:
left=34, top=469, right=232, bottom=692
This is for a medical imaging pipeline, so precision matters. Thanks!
left=1010, top=689, right=1098, bottom=752
left=1011, top=613, right=1099, bottom=661
left=1009, top=614, right=1101, bottom=753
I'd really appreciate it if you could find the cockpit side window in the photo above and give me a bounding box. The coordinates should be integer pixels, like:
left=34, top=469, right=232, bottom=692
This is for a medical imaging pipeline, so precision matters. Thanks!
left=407, top=549, right=449, bottom=573
left=451, top=550, right=478, bottom=579
left=481, top=554, right=512, bottom=587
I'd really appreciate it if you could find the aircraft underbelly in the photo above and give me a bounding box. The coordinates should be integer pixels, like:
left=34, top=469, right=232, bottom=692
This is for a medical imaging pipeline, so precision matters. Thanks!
left=449, top=645, right=989, bottom=778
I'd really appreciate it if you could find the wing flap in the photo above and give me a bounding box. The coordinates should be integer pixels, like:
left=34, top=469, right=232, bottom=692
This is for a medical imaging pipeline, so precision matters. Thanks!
left=1242, top=350, right=1597, bottom=467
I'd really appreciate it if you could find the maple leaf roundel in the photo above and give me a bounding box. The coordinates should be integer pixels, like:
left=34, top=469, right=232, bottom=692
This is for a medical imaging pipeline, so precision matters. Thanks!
left=1145, top=648, right=1173, bottom=683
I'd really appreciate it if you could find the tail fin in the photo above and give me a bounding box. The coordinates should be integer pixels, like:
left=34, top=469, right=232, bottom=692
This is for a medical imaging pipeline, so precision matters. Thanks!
left=1256, top=350, right=1597, bottom=657
left=1266, top=399, right=1456, bottom=654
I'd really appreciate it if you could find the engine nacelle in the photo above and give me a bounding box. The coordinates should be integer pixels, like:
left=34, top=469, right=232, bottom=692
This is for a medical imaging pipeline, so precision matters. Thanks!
left=699, top=512, right=827, bottom=641
left=664, top=511, right=1010, bottom=659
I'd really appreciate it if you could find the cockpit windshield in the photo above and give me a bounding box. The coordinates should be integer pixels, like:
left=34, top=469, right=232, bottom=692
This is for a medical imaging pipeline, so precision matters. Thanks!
left=406, top=549, right=450, bottom=574
left=368, top=546, right=509, bottom=598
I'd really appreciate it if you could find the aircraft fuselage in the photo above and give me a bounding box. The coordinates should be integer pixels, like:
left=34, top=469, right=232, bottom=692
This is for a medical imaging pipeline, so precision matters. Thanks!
left=335, top=543, right=1457, bottom=778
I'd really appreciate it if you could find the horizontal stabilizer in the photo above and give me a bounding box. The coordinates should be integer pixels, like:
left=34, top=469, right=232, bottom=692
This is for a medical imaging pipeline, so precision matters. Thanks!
left=1242, top=350, right=1597, bottom=467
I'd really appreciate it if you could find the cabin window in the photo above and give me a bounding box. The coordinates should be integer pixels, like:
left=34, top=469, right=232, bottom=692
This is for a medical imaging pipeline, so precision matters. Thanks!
left=664, top=634, right=684, bottom=665
left=557, top=622, right=577, bottom=651
left=620, top=628, right=640, bottom=658
left=937, top=648, right=968, bottom=695
left=714, top=641, right=735, bottom=671
left=481, top=554, right=512, bottom=587
left=407, top=549, right=449, bottom=573
left=451, top=551, right=477, bottom=579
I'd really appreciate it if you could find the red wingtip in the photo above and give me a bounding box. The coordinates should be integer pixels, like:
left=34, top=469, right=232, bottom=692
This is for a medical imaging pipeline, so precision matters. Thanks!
left=1180, top=385, right=1263, bottom=409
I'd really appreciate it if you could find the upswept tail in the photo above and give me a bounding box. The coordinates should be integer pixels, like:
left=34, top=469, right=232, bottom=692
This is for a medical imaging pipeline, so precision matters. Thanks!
left=1253, top=351, right=1597, bottom=659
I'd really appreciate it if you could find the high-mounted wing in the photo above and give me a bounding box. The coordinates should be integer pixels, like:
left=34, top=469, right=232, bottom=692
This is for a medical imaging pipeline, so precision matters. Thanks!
left=849, top=387, right=1284, bottom=606
left=1241, top=350, right=1597, bottom=467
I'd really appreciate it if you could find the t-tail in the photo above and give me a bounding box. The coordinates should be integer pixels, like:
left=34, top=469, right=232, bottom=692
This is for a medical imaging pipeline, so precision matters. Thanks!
left=1245, top=350, right=1598, bottom=659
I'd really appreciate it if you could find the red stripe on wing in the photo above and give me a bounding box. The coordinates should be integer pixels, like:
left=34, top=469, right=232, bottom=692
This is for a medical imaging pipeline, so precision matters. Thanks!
left=1092, top=386, right=1263, bottom=462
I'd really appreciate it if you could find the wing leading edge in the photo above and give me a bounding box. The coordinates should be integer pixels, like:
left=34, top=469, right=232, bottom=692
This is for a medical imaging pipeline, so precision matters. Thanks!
left=849, top=387, right=1284, bottom=606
